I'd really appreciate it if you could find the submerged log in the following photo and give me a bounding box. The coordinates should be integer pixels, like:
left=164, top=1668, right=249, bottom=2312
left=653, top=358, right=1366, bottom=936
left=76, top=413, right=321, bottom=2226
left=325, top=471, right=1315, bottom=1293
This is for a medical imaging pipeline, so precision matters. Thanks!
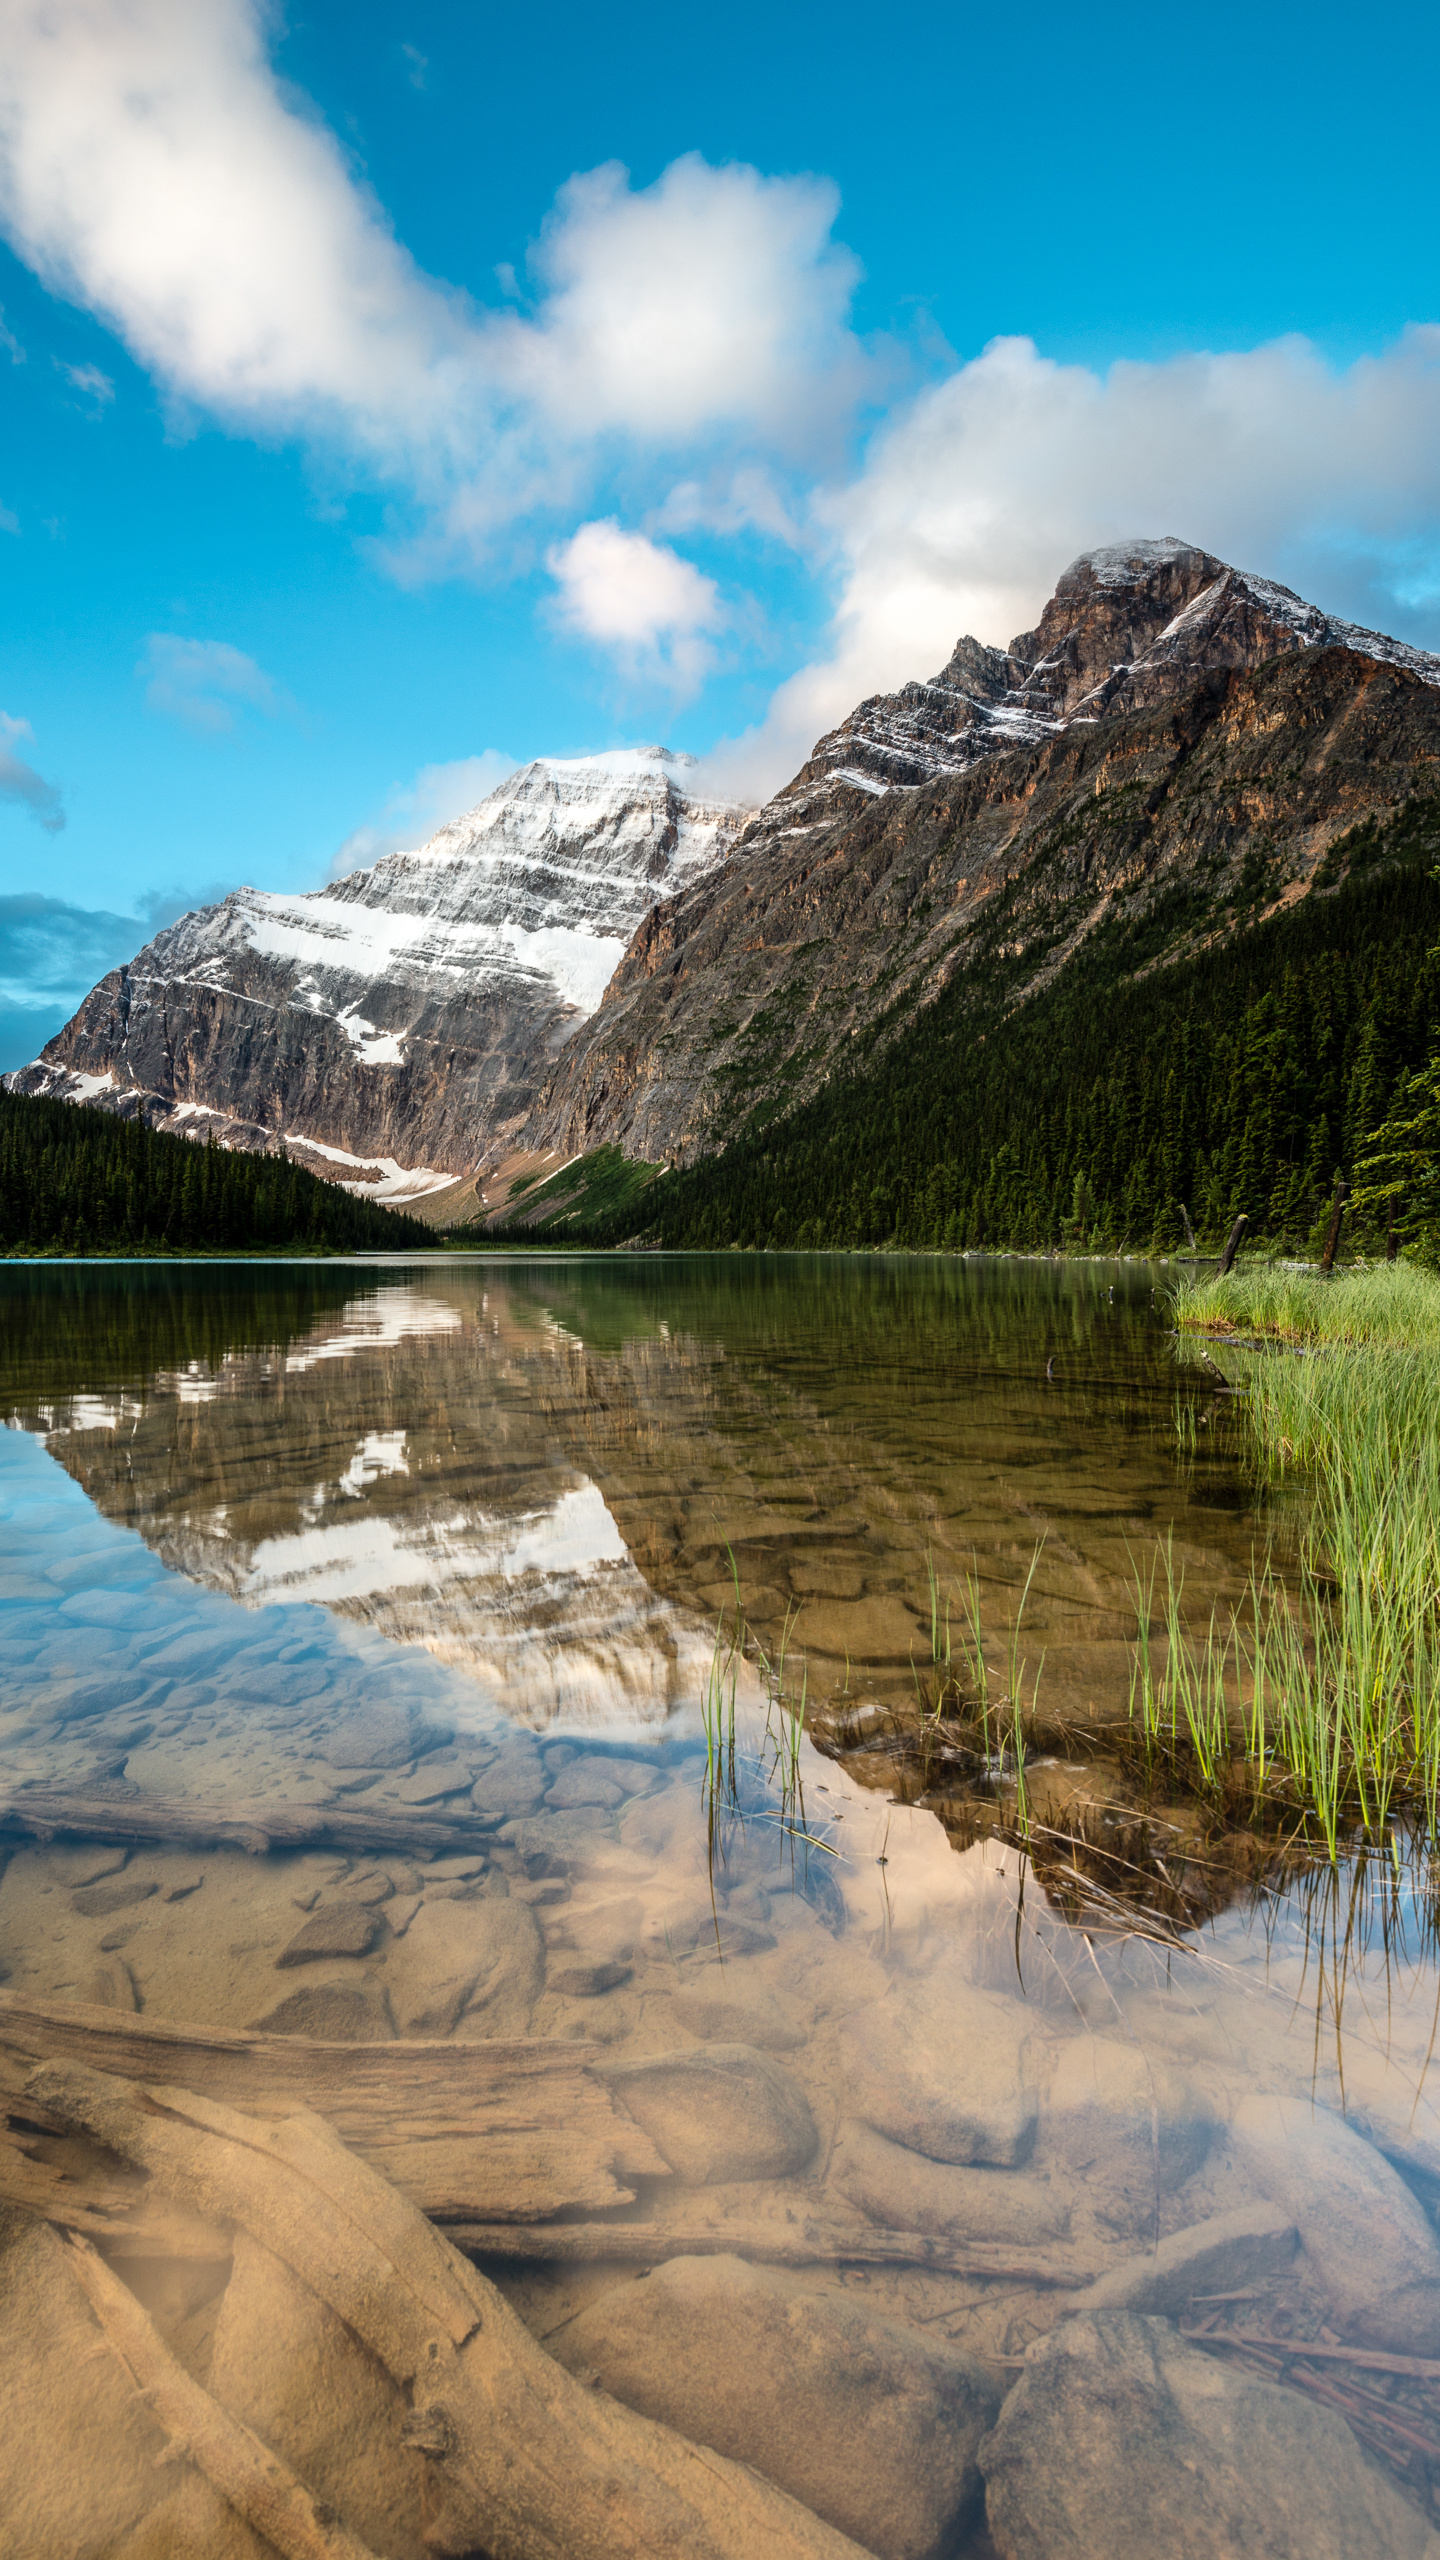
left=66, top=2233, right=383, bottom=2560
left=0, top=1992, right=667, bottom=2222
left=31, top=2061, right=870, bottom=2560
left=447, top=2217, right=1099, bottom=2287
left=0, top=1783, right=492, bottom=1859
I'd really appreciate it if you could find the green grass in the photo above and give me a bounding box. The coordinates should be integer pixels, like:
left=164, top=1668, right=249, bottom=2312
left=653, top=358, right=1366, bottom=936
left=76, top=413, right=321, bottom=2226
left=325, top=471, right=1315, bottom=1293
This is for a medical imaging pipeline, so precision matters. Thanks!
left=1145, top=1263, right=1440, bottom=1851
left=1174, top=1259, right=1440, bottom=1347
left=467, top=1145, right=663, bottom=1237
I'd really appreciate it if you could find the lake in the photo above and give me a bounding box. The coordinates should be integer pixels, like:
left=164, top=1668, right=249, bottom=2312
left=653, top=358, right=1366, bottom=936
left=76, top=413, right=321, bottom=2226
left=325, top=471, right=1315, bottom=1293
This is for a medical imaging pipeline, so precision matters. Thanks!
left=2, top=1254, right=1438, bottom=2560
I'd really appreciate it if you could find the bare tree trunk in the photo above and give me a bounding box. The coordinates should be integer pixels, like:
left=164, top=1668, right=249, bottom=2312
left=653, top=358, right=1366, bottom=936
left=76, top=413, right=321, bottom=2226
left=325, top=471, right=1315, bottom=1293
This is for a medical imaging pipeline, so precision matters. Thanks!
left=1217, top=1213, right=1248, bottom=1276
left=1320, top=1179, right=1351, bottom=1275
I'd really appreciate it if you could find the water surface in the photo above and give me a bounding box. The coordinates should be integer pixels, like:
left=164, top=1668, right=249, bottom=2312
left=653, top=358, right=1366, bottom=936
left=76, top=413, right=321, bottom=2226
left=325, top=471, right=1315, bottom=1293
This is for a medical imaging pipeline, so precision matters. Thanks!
left=3, top=1255, right=1439, bottom=2559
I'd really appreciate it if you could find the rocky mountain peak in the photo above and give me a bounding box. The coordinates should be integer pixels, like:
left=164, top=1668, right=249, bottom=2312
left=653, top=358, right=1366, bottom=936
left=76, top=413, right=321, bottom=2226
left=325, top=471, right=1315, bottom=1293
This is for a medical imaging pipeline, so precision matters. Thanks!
left=8, top=747, right=748, bottom=1187
left=744, top=539, right=1440, bottom=850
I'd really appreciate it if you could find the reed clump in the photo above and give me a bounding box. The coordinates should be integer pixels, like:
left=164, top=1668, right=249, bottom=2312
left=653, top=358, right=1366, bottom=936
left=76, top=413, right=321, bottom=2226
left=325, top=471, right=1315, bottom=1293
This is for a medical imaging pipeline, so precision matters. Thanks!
left=1176, top=1257, right=1440, bottom=1348
left=1149, top=1263, right=1440, bottom=1853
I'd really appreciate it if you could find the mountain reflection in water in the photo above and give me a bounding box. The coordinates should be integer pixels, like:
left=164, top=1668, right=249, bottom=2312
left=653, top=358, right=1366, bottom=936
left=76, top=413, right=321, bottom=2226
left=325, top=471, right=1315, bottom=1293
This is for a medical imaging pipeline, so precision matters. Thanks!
left=0, top=1253, right=1264, bottom=1741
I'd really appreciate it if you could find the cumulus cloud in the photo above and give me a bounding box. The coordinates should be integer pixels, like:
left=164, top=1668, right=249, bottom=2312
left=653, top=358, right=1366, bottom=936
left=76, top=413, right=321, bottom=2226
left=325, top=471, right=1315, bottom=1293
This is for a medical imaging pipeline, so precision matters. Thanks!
left=139, top=633, right=288, bottom=734
left=548, top=520, right=727, bottom=695
left=0, top=711, right=64, bottom=830
left=330, top=750, right=520, bottom=877
left=696, top=327, right=1440, bottom=801
left=0, top=0, right=868, bottom=575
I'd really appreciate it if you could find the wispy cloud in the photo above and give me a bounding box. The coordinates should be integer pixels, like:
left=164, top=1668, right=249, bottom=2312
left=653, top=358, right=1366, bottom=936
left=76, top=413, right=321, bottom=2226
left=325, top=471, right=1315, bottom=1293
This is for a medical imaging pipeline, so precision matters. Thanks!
left=138, top=633, right=289, bottom=734
left=56, top=355, right=113, bottom=405
left=0, top=889, right=139, bottom=1008
left=330, top=750, right=519, bottom=877
left=0, top=711, right=64, bottom=831
left=400, top=43, right=427, bottom=91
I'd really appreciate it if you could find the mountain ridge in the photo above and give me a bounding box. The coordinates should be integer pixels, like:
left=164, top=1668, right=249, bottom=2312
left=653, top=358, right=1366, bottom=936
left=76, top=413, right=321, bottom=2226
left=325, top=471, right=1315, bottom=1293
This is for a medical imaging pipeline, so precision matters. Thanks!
left=12, top=539, right=1440, bottom=1206
left=524, top=617, right=1440, bottom=1167
left=9, top=747, right=745, bottom=1197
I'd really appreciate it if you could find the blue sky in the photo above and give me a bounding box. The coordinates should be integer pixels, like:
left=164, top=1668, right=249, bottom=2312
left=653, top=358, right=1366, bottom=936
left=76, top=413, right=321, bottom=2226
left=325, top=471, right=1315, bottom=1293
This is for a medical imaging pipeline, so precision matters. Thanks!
left=2, top=0, right=1440, bottom=1066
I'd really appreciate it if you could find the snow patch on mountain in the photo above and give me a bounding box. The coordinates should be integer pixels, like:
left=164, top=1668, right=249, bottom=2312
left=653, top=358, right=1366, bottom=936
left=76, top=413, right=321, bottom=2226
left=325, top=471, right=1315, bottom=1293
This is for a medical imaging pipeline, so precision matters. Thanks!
left=10, top=745, right=748, bottom=1181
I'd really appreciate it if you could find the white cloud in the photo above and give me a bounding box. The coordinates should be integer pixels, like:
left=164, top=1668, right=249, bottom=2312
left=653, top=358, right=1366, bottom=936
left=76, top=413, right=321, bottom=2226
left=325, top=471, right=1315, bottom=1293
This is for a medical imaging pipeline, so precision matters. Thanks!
left=697, top=327, right=1440, bottom=801
left=0, top=710, right=64, bottom=831
left=330, top=750, right=519, bottom=876
left=0, top=2, right=868, bottom=568
left=548, top=520, right=726, bottom=695
left=139, top=633, right=288, bottom=734
left=57, top=356, right=113, bottom=403
left=513, top=157, right=863, bottom=454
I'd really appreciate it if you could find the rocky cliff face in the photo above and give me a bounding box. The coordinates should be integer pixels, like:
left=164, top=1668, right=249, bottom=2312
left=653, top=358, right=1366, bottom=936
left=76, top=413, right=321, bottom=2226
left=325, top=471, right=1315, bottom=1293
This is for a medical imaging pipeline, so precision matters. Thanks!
left=523, top=547, right=1440, bottom=1167
left=8, top=749, right=744, bottom=1195
left=741, top=537, right=1440, bottom=848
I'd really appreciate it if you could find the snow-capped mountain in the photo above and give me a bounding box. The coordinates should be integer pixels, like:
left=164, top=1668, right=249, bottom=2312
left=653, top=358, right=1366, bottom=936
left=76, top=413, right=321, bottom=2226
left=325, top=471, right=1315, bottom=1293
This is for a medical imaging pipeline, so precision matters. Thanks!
left=11, top=749, right=745, bottom=1195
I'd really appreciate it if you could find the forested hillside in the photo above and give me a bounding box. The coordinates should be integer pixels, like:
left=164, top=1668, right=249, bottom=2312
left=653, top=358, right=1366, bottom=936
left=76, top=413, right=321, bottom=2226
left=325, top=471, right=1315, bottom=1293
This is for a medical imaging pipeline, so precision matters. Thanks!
left=0, top=1091, right=436, bottom=1255
left=549, top=807, right=1440, bottom=1257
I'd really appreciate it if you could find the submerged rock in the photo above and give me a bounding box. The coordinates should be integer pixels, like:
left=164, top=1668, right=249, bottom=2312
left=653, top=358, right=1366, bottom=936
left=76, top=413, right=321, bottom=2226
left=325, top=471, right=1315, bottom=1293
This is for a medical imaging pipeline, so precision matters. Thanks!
left=829, top=2118, right=1071, bottom=2244
left=71, top=1877, right=157, bottom=1919
left=841, top=1982, right=1039, bottom=2166
left=274, top=1901, right=382, bottom=1967
left=209, top=2230, right=427, bottom=2560
left=599, top=2043, right=817, bottom=2183
left=471, top=1736, right=546, bottom=1822
left=1039, top=2037, right=1214, bottom=2233
left=1069, top=2205, right=1298, bottom=2318
left=671, top=1986, right=808, bottom=2051
left=980, top=2311, right=1440, bottom=2560
left=554, top=2253, right=999, bottom=2560
left=249, top=1982, right=394, bottom=2041
left=549, top=1958, right=631, bottom=1997
left=547, top=1754, right=655, bottom=1809
left=325, top=1709, right=452, bottom=1771
left=383, top=1895, right=544, bottom=2038
left=1226, top=2093, right=1440, bottom=2356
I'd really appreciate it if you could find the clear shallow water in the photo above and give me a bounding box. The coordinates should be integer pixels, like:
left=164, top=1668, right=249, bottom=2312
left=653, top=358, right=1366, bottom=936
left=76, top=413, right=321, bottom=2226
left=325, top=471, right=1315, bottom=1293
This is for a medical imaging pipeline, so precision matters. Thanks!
left=2, top=1256, right=1440, bottom=2559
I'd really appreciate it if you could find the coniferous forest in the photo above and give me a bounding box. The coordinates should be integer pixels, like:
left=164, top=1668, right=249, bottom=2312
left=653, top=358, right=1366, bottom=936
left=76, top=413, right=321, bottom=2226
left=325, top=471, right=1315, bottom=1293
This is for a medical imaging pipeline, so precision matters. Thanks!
left=0, top=1090, right=435, bottom=1255
left=551, top=841, right=1440, bottom=1258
